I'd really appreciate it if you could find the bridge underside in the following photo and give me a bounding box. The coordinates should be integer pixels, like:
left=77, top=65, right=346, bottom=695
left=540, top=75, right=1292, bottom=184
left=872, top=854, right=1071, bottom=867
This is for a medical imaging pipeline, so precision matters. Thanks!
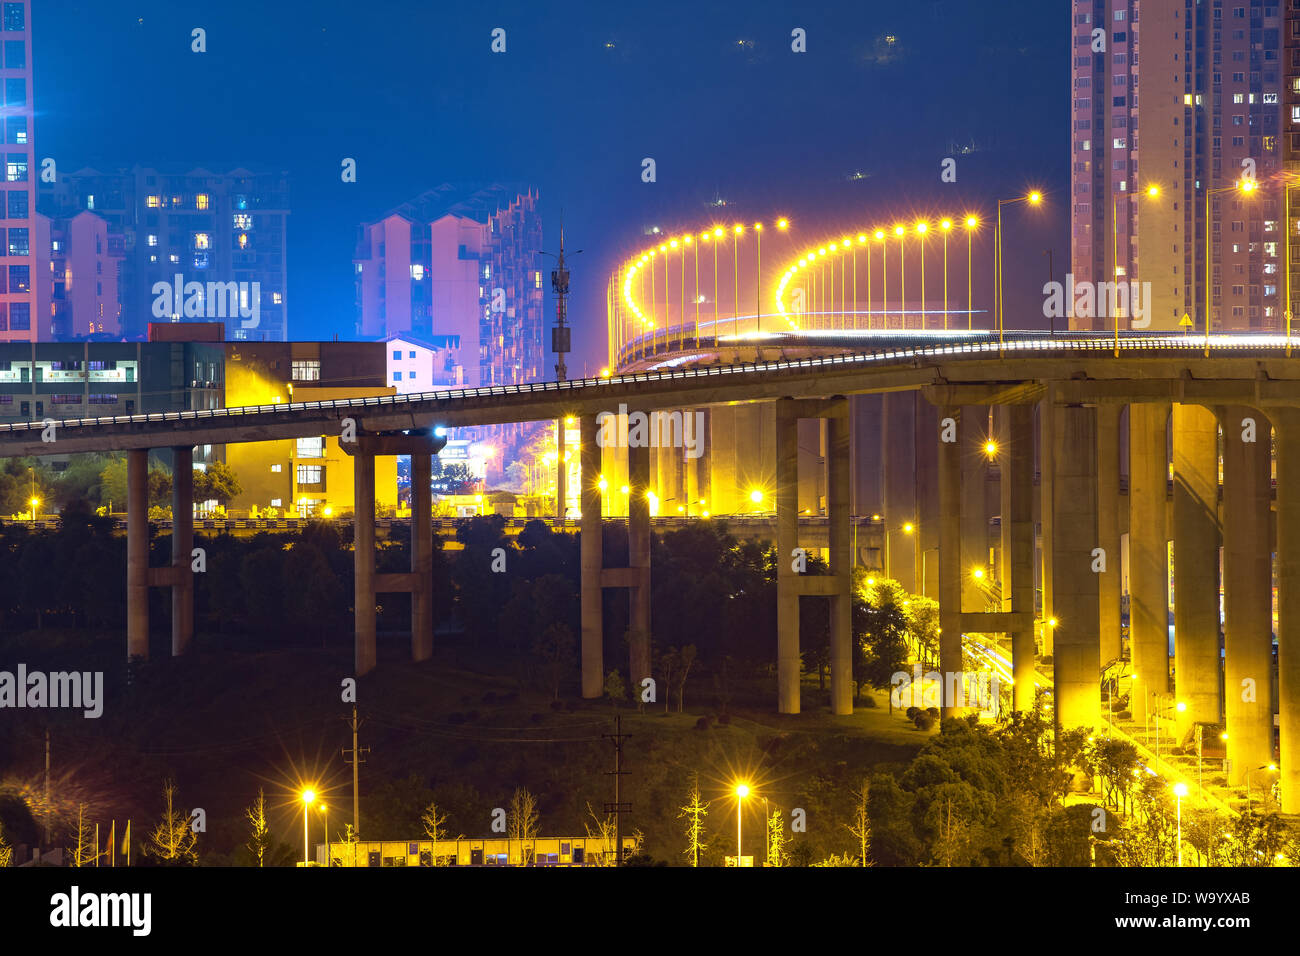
left=5, top=334, right=1300, bottom=813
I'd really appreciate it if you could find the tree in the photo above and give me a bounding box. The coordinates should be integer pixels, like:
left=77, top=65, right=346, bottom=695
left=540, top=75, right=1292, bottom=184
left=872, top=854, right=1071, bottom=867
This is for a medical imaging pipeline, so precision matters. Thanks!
left=844, top=779, right=873, bottom=866
left=584, top=802, right=619, bottom=867
left=532, top=622, right=575, bottom=700
left=144, top=779, right=197, bottom=866
left=812, top=853, right=860, bottom=866
left=766, top=808, right=787, bottom=867
left=0, top=820, right=10, bottom=868
left=678, top=777, right=709, bottom=867
left=507, top=787, right=539, bottom=864
left=674, top=645, right=697, bottom=712
left=604, top=670, right=626, bottom=709
left=421, top=801, right=448, bottom=865
left=245, top=789, right=270, bottom=868
left=192, top=460, right=241, bottom=505
left=69, top=804, right=98, bottom=867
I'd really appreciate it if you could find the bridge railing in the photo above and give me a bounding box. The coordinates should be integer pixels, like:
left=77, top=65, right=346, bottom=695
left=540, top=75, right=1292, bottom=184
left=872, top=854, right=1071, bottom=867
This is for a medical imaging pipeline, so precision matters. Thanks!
left=0, top=332, right=1283, bottom=435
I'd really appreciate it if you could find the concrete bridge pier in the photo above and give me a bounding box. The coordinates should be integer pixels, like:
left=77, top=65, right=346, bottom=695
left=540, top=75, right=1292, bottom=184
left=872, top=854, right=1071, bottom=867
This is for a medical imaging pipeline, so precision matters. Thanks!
left=1129, top=402, right=1170, bottom=724
left=345, top=430, right=445, bottom=676
left=411, top=450, right=434, bottom=662
left=170, top=445, right=194, bottom=657
left=1005, top=404, right=1037, bottom=712
left=1219, top=405, right=1274, bottom=786
left=775, top=398, right=853, bottom=715
left=1271, top=408, right=1300, bottom=814
left=1052, top=403, right=1101, bottom=732
left=827, top=402, right=852, bottom=716
left=776, top=400, right=801, bottom=713
left=627, top=440, right=652, bottom=689
left=1038, top=390, right=1055, bottom=657
left=1171, top=403, right=1222, bottom=741
left=936, top=405, right=963, bottom=718
left=1096, top=406, right=1122, bottom=667
left=353, top=448, right=377, bottom=676
left=127, top=448, right=149, bottom=661
left=580, top=414, right=603, bottom=698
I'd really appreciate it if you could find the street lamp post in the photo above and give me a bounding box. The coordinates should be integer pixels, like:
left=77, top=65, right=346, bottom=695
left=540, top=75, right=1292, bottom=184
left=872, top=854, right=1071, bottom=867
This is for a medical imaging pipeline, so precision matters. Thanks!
left=994, top=192, right=1043, bottom=352
left=1204, top=179, right=1257, bottom=356
left=301, top=788, right=316, bottom=866
left=965, top=217, right=978, bottom=330
left=735, top=783, right=750, bottom=866
left=1111, top=184, right=1161, bottom=355
left=894, top=225, right=906, bottom=329
left=941, top=219, right=952, bottom=329
left=320, top=804, right=329, bottom=866
left=917, top=221, right=928, bottom=329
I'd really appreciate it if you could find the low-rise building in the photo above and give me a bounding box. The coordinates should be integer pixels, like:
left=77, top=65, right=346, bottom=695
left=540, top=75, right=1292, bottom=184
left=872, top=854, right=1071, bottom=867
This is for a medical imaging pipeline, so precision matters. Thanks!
left=321, top=835, right=636, bottom=867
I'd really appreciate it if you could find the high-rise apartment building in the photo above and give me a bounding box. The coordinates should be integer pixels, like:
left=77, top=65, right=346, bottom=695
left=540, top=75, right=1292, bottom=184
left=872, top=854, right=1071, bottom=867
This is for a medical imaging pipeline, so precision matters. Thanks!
left=1284, top=0, right=1300, bottom=317
left=1071, top=1, right=1284, bottom=333
left=39, top=166, right=290, bottom=340
left=0, top=0, right=36, bottom=342
left=354, top=184, right=543, bottom=387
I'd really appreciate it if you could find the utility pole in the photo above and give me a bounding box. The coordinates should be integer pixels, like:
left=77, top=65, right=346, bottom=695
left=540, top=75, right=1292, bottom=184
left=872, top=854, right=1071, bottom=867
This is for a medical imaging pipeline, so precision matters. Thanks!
left=1043, top=248, right=1054, bottom=334
left=542, top=224, right=581, bottom=522
left=341, top=706, right=368, bottom=835
left=603, top=714, right=632, bottom=866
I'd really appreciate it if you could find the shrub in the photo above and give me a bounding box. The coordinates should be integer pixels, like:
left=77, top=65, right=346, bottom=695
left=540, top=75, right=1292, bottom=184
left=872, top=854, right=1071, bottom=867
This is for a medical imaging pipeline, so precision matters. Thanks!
left=913, top=712, right=937, bottom=731
left=905, top=706, right=920, bottom=720
left=694, top=716, right=712, bottom=730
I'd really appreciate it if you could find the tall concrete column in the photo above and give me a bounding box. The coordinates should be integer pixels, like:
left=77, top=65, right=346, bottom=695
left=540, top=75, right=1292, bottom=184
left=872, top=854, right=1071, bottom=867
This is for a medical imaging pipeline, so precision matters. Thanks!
left=170, top=445, right=193, bottom=657
left=1037, top=390, right=1057, bottom=657
left=828, top=407, right=853, bottom=716
left=580, top=414, right=604, bottom=698
left=411, top=450, right=433, bottom=663
left=1171, top=403, right=1221, bottom=741
left=776, top=401, right=800, bottom=713
left=915, top=399, right=940, bottom=598
left=1129, top=402, right=1170, bottom=724
left=353, top=449, right=376, bottom=676
left=1273, top=409, right=1300, bottom=814
left=127, top=448, right=149, bottom=661
left=1007, top=405, right=1037, bottom=712
left=1052, top=404, right=1101, bottom=733
left=627, top=438, right=651, bottom=688
left=883, top=392, right=918, bottom=591
left=937, top=405, right=963, bottom=718
left=1219, top=406, right=1273, bottom=786
left=1096, top=406, right=1122, bottom=666
left=556, top=418, right=567, bottom=521
left=960, top=407, right=989, bottom=609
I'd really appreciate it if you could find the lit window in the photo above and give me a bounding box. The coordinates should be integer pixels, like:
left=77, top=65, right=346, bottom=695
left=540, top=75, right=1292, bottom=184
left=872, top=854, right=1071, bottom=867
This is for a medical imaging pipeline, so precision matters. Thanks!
left=146, top=195, right=161, bottom=208
left=295, top=436, right=324, bottom=458
left=290, top=359, right=320, bottom=382
left=411, top=264, right=425, bottom=280
left=194, top=233, right=210, bottom=250
left=147, top=234, right=157, bottom=246
left=296, top=465, right=323, bottom=487
left=233, top=213, right=252, bottom=230
left=238, top=232, right=248, bottom=249
left=196, top=193, right=210, bottom=210
left=270, top=464, right=281, bottom=473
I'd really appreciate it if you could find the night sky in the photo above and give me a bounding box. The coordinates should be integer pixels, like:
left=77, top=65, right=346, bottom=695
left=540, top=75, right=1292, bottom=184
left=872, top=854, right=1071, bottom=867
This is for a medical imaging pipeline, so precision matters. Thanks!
left=37, top=0, right=1067, bottom=373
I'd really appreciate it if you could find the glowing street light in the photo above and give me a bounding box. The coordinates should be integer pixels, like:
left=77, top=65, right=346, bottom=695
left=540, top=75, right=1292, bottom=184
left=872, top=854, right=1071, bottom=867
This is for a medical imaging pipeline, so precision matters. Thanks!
left=749, top=488, right=764, bottom=505
left=995, top=191, right=1045, bottom=349
left=735, top=783, right=751, bottom=866
left=301, top=788, right=317, bottom=865
left=984, top=439, right=999, bottom=459
left=964, top=216, right=979, bottom=330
